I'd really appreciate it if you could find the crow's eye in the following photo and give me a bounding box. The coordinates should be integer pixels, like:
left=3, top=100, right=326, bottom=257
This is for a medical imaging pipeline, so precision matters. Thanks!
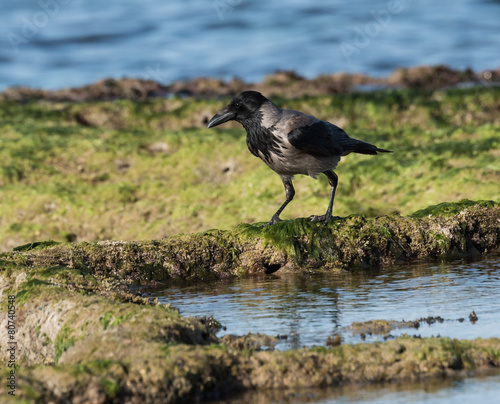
left=233, top=102, right=241, bottom=109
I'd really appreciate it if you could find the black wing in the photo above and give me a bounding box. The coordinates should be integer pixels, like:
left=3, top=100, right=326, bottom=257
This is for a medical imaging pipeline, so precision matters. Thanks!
left=287, top=120, right=358, bottom=157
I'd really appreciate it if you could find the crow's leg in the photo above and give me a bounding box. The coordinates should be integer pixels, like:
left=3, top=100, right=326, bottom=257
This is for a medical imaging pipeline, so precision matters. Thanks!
left=309, top=170, right=339, bottom=225
left=263, top=175, right=295, bottom=226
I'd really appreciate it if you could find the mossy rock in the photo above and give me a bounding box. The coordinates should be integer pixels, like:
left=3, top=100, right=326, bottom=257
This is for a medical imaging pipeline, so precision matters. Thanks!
left=1, top=86, right=499, bottom=252
left=13, top=240, right=61, bottom=252
left=411, top=199, right=499, bottom=218
left=4, top=201, right=500, bottom=283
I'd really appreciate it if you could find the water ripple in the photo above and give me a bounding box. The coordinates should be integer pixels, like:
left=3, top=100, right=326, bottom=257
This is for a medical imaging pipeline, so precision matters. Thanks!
left=145, top=256, right=500, bottom=351
left=1, top=0, right=500, bottom=90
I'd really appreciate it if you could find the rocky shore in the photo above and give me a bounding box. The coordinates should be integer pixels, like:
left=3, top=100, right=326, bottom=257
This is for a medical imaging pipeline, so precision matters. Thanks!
left=1, top=65, right=499, bottom=102
left=1, top=201, right=500, bottom=402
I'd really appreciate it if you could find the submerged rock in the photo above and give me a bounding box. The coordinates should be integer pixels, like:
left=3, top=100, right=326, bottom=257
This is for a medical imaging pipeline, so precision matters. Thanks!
left=349, top=319, right=419, bottom=336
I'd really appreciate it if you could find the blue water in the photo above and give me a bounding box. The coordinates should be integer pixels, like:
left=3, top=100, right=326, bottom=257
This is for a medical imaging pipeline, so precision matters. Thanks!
left=147, top=257, right=500, bottom=351
left=1, top=0, right=500, bottom=91
left=148, top=257, right=500, bottom=403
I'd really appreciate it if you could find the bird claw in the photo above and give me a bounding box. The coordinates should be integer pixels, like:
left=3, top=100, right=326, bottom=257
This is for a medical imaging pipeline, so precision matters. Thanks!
left=261, top=216, right=281, bottom=227
left=309, top=214, right=339, bottom=225
left=309, top=215, right=328, bottom=224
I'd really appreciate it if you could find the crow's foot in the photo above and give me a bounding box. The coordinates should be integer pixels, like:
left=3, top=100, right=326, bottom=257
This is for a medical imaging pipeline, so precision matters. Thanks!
left=261, top=216, right=281, bottom=227
left=309, top=214, right=339, bottom=225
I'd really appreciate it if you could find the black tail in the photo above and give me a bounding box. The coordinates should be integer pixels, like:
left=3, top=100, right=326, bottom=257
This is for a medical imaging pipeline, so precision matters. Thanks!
left=354, top=141, right=393, bottom=155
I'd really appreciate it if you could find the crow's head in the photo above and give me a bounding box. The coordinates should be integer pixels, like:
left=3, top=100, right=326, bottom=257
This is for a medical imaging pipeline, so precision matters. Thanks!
left=207, top=91, right=268, bottom=128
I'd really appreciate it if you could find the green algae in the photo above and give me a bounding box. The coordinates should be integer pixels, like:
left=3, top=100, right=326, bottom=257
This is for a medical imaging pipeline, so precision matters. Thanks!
left=242, top=217, right=338, bottom=263
left=13, top=240, right=61, bottom=252
left=99, top=311, right=114, bottom=330
left=1, top=85, right=500, bottom=401
left=1, top=87, right=499, bottom=251
left=411, top=199, right=499, bottom=218
left=14, top=279, right=56, bottom=307
left=3, top=201, right=499, bottom=283
left=41, top=332, right=52, bottom=347
left=55, top=323, right=76, bottom=364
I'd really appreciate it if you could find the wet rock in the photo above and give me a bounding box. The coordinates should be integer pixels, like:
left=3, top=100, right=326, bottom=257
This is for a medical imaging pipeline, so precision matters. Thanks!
left=326, top=335, right=342, bottom=347
left=349, top=319, right=418, bottom=336
left=1, top=65, right=499, bottom=102
left=387, top=65, right=476, bottom=91
left=469, top=311, right=478, bottom=324
left=419, top=316, right=445, bottom=326
left=0, top=78, right=170, bottom=102
left=197, top=315, right=223, bottom=334
left=220, top=333, right=279, bottom=351
left=349, top=314, right=483, bottom=340
left=65, top=233, right=77, bottom=243
left=168, top=76, right=246, bottom=97
left=5, top=200, right=499, bottom=283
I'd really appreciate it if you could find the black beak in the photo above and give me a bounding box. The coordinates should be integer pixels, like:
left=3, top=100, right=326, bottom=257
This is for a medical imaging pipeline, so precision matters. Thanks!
left=207, top=106, right=234, bottom=128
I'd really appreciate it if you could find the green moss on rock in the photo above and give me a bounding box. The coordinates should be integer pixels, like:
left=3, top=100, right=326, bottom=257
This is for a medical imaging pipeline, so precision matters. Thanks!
left=13, top=240, right=62, bottom=252
left=55, top=323, right=76, bottom=364
left=5, top=201, right=499, bottom=283
left=411, top=199, right=499, bottom=218
left=98, top=311, right=114, bottom=330
left=1, top=87, right=499, bottom=252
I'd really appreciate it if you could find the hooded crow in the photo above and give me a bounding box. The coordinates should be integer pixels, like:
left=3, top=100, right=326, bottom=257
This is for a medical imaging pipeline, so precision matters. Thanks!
left=207, top=91, right=392, bottom=226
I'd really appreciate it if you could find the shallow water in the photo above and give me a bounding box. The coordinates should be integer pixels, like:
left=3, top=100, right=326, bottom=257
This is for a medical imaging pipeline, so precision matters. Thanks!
left=146, top=256, right=500, bottom=350
left=144, top=256, right=500, bottom=403
left=2, top=0, right=500, bottom=90
left=203, top=371, right=500, bottom=403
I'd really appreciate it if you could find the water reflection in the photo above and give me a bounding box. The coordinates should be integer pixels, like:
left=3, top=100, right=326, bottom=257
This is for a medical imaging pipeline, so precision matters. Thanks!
left=200, top=371, right=500, bottom=404
left=144, top=257, right=500, bottom=350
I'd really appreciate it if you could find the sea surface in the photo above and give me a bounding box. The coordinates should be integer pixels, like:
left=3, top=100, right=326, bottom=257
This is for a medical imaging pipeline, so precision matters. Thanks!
left=1, top=0, right=500, bottom=91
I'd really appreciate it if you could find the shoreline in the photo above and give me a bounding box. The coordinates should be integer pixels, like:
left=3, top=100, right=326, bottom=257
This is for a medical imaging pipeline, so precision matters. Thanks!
left=1, top=64, right=499, bottom=102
